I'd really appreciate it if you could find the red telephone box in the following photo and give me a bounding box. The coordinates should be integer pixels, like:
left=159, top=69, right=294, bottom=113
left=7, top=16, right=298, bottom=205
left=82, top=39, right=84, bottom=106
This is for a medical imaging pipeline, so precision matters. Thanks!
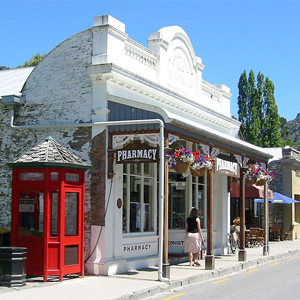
left=8, top=137, right=91, bottom=281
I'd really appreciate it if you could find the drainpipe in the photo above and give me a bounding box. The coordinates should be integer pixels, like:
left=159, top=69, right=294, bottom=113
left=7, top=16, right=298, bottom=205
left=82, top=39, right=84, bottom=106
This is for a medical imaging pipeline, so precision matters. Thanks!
left=10, top=109, right=170, bottom=282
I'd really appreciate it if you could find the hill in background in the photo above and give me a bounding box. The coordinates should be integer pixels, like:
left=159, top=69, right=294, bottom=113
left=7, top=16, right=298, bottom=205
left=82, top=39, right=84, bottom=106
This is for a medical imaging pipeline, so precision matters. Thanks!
left=287, top=114, right=300, bottom=143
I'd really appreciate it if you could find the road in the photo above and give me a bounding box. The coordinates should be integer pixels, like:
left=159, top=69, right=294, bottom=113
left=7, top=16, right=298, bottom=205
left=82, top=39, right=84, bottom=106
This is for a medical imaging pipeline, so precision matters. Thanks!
left=149, top=255, right=300, bottom=300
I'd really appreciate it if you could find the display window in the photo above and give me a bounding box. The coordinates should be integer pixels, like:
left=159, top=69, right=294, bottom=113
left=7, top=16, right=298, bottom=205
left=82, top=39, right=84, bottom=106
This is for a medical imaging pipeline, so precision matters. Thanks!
left=122, top=163, right=156, bottom=233
left=168, top=138, right=207, bottom=230
left=192, top=177, right=206, bottom=229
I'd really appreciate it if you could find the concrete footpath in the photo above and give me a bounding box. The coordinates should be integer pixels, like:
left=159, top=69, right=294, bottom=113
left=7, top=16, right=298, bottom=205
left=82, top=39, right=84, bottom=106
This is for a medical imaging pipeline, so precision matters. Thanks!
left=1, top=240, right=300, bottom=300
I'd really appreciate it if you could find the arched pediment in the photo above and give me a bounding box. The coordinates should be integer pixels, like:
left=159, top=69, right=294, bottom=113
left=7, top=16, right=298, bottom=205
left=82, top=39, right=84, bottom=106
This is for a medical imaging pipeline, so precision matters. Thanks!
left=149, top=26, right=204, bottom=98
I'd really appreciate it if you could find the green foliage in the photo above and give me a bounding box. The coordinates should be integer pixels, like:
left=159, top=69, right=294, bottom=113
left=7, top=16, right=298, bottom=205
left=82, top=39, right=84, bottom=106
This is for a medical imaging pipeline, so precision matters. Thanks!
left=19, top=53, right=46, bottom=67
left=261, top=78, right=281, bottom=147
left=237, top=70, right=281, bottom=147
left=279, top=117, right=290, bottom=143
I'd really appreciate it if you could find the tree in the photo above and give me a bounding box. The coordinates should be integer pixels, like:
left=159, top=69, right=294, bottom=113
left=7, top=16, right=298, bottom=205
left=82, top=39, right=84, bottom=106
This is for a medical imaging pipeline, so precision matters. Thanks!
left=261, top=78, right=281, bottom=147
left=279, top=117, right=290, bottom=143
left=237, top=71, right=249, bottom=139
left=18, top=53, right=46, bottom=67
left=237, top=70, right=281, bottom=147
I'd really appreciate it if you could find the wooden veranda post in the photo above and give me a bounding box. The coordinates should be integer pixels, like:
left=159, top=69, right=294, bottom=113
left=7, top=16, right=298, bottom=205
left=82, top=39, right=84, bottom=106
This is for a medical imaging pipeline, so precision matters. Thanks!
left=205, top=168, right=215, bottom=269
left=238, top=168, right=247, bottom=261
left=263, top=180, right=269, bottom=255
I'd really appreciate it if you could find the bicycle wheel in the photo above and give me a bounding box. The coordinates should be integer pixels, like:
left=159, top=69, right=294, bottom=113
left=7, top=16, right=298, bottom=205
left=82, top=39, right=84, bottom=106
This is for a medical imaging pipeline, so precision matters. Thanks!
left=230, top=234, right=236, bottom=254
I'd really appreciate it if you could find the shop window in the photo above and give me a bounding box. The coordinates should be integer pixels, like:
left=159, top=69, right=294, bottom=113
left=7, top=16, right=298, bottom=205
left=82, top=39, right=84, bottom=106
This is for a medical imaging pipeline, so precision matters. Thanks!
left=123, top=163, right=155, bottom=233
left=65, top=192, right=79, bottom=236
left=169, top=182, right=186, bottom=229
left=192, top=178, right=206, bottom=229
left=18, top=191, right=44, bottom=237
left=169, top=172, right=186, bottom=229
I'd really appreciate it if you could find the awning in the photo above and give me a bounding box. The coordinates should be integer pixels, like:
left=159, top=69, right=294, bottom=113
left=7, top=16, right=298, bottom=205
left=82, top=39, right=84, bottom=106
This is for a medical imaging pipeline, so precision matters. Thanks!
left=231, top=181, right=274, bottom=199
left=168, top=114, right=272, bottom=163
left=255, top=192, right=299, bottom=204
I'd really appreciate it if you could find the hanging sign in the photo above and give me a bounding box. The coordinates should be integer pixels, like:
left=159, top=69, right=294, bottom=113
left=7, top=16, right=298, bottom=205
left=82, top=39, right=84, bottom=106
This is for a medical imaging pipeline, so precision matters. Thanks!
left=215, top=157, right=240, bottom=177
left=116, top=140, right=158, bottom=164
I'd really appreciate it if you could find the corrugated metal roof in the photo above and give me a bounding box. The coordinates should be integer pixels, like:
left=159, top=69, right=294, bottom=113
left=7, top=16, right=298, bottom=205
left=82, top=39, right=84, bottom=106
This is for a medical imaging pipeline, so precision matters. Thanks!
left=0, top=67, right=34, bottom=98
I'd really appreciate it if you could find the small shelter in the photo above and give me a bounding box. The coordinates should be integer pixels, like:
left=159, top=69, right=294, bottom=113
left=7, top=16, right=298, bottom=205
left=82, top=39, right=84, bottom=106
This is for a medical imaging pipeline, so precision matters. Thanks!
left=7, top=137, right=91, bottom=281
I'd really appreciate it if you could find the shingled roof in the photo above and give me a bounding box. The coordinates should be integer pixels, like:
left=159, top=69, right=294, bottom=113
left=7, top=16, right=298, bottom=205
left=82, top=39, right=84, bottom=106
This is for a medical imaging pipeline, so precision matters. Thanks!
left=8, top=136, right=91, bottom=170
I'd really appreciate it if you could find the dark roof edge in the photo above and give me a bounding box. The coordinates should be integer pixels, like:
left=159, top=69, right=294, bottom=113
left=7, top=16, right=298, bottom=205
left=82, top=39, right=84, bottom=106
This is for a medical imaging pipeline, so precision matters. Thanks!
left=6, top=162, right=92, bottom=170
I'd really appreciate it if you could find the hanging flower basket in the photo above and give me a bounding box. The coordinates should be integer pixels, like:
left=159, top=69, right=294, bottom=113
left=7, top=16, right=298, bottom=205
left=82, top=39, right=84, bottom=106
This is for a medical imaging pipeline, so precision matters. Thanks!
left=189, top=151, right=214, bottom=177
left=173, top=162, right=191, bottom=173
left=255, top=179, right=266, bottom=186
left=246, top=178, right=257, bottom=186
left=167, top=148, right=194, bottom=174
left=191, top=167, right=207, bottom=177
left=244, top=163, right=275, bottom=185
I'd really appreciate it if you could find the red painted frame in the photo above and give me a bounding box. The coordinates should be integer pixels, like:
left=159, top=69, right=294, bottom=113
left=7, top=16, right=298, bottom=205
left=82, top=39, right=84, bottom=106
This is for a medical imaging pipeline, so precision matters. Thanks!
left=11, top=167, right=85, bottom=281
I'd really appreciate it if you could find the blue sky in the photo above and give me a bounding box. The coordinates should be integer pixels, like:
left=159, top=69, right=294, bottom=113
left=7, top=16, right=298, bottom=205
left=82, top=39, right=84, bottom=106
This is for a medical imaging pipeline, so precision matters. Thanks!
left=1, top=0, right=299, bottom=121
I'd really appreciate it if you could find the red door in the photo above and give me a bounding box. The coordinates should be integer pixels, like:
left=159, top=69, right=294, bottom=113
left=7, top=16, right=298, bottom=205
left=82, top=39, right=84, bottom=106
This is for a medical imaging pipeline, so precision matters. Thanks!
left=61, top=189, right=84, bottom=277
left=47, top=187, right=84, bottom=280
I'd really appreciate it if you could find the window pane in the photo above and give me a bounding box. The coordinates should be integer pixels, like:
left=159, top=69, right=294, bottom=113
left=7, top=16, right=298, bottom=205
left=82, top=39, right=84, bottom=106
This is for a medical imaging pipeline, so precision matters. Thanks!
left=198, top=185, right=205, bottom=228
left=66, top=173, right=80, bottom=182
left=19, top=172, right=44, bottom=181
left=51, top=192, right=58, bottom=237
left=144, top=163, right=154, bottom=176
left=130, top=163, right=141, bottom=175
left=65, top=192, right=78, bottom=236
left=144, top=178, right=153, bottom=231
left=192, top=182, right=205, bottom=229
left=51, top=172, right=59, bottom=180
left=169, top=182, right=186, bottom=229
left=18, top=191, right=44, bottom=237
left=130, top=177, right=141, bottom=232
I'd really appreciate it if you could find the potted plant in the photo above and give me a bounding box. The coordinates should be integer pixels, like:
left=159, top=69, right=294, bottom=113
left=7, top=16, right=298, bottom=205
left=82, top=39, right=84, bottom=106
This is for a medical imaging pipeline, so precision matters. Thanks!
left=244, top=163, right=275, bottom=186
left=190, top=151, right=214, bottom=176
left=167, top=148, right=194, bottom=173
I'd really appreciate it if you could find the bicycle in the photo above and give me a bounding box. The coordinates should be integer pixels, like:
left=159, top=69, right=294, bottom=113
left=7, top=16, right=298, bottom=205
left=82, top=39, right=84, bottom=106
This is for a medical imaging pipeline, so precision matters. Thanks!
left=228, top=232, right=238, bottom=254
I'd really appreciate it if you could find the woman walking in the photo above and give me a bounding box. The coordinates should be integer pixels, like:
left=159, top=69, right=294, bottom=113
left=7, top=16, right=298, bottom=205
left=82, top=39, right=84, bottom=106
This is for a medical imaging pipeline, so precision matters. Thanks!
left=184, top=208, right=204, bottom=266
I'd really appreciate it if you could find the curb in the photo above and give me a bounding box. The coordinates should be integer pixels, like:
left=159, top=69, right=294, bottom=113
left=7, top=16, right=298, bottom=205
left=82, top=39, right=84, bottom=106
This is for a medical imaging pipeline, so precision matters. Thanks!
left=116, top=248, right=300, bottom=300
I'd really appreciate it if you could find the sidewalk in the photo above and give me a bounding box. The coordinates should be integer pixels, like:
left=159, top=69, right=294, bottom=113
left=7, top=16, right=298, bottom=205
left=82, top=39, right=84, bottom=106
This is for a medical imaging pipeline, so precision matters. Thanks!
left=1, top=240, right=300, bottom=300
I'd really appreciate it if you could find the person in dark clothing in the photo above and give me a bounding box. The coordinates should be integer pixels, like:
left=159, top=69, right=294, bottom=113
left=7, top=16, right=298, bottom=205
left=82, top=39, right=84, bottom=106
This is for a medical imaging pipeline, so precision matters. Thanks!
left=184, top=208, right=204, bottom=266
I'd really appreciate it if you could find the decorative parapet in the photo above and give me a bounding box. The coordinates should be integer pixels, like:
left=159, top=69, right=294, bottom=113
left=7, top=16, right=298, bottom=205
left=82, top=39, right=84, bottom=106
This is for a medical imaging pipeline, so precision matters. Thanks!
left=202, top=80, right=232, bottom=102
left=124, top=38, right=158, bottom=70
left=282, top=146, right=300, bottom=161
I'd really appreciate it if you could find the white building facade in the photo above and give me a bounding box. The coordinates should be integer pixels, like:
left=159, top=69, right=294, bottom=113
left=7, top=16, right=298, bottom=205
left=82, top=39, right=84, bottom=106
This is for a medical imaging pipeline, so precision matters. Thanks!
left=0, top=15, right=271, bottom=276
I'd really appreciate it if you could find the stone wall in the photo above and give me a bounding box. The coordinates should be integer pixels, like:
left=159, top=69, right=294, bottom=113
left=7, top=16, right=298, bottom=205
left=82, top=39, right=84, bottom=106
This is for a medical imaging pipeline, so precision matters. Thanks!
left=0, top=28, right=94, bottom=241
left=269, top=160, right=283, bottom=193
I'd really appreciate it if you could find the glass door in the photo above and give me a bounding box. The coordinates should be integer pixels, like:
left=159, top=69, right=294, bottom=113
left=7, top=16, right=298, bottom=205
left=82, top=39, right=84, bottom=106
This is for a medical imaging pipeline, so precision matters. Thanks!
left=62, top=188, right=83, bottom=273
